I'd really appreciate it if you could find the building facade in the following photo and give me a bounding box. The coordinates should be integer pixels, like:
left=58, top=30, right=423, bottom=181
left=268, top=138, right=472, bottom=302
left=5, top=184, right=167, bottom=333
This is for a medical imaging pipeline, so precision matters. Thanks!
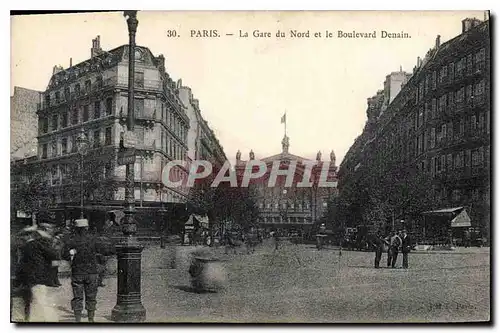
left=235, top=135, right=338, bottom=235
left=12, top=36, right=199, bottom=230
left=338, top=18, right=491, bottom=240
left=178, top=83, right=228, bottom=228
left=179, top=83, right=227, bottom=169
left=11, top=86, right=40, bottom=160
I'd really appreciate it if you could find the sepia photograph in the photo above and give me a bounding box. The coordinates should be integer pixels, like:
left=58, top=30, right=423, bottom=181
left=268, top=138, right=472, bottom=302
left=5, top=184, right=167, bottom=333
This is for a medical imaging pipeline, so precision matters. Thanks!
left=10, top=10, right=491, bottom=323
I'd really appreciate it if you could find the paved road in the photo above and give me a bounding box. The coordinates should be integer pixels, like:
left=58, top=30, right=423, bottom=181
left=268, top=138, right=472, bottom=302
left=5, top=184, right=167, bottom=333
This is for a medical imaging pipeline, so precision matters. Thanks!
left=11, top=240, right=490, bottom=323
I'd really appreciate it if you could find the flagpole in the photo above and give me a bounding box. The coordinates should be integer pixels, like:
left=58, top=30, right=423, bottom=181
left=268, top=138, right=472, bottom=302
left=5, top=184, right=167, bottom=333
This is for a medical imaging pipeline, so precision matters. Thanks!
left=284, top=111, right=287, bottom=137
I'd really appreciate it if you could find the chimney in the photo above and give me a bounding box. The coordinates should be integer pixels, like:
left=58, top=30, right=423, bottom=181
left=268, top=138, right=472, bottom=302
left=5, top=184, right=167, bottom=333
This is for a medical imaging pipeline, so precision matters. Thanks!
left=417, top=56, right=421, bottom=67
left=156, top=54, right=165, bottom=72
left=435, top=35, right=441, bottom=49
left=70, top=57, right=72, bottom=67
left=91, top=35, right=102, bottom=58
left=462, top=18, right=472, bottom=33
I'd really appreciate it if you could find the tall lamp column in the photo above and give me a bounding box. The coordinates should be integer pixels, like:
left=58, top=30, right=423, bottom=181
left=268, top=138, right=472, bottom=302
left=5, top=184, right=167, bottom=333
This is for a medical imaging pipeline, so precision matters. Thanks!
left=76, top=128, right=89, bottom=219
left=111, top=10, right=146, bottom=322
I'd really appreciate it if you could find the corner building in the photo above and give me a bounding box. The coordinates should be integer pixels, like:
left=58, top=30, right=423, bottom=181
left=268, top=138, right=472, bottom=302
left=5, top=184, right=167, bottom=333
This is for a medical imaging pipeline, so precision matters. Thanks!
left=17, top=36, right=194, bottom=230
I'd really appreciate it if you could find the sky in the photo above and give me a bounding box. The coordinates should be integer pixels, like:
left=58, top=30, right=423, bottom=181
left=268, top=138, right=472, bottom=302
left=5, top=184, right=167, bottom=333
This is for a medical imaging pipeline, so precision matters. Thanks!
left=11, top=10, right=486, bottom=166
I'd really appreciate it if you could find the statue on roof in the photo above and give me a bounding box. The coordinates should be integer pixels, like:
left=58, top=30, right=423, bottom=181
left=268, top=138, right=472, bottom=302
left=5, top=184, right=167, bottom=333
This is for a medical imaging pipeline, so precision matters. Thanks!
left=282, top=135, right=290, bottom=154
left=249, top=150, right=255, bottom=160
left=316, top=150, right=322, bottom=161
left=236, top=150, right=241, bottom=161
left=330, top=150, right=336, bottom=164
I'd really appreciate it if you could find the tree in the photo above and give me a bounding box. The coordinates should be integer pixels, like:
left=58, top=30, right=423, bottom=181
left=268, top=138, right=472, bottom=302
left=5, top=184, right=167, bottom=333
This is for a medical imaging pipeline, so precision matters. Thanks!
left=11, top=161, right=51, bottom=215
left=187, top=181, right=259, bottom=231
left=361, top=194, right=389, bottom=233
left=225, top=186, right=259, bottom=230
left=11, top=148, right=119, bottom=217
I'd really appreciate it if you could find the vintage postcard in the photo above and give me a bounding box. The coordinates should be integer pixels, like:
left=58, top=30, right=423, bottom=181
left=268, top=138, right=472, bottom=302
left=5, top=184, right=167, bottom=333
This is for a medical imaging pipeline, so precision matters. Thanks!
left=10, top=10, right=491, bottom=323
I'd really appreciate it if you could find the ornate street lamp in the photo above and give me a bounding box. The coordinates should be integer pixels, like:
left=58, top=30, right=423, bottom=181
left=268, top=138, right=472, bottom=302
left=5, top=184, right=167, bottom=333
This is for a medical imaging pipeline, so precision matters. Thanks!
left=76, top=128, right=89, bottom=219
left=111, top=10, right=146, bottom=322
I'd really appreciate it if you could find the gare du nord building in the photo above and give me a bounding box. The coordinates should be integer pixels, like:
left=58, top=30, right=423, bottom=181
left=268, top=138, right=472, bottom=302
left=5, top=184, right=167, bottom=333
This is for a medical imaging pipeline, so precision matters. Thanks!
left=234, top=135, right=338, bottom=236
left=11, top=36, right=227, bottom=236
left=338, top=17, right=491, bottom=243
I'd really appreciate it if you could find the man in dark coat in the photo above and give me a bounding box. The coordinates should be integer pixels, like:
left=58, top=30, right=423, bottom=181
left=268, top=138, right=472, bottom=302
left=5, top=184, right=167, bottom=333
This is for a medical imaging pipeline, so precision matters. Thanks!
left=14, top=226, right=59, bottom=322
left=400, top=230, right=411, bottom=269
left=63, top=219, right=114, bottom=322
left=371, top=232, right=388, bottom=268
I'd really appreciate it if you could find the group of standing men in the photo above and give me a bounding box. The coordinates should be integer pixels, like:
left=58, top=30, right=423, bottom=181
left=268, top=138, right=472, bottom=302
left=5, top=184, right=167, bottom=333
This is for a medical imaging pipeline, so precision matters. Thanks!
left=13, top=218, right=114, bottom=323
left=373, top=230, right=411, bottom=269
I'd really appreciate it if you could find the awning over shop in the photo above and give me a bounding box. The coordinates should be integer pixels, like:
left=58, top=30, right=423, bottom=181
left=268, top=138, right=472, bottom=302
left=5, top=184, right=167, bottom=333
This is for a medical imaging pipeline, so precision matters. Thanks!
left=421, top=206, right=471, bottom=228
left=451, top=210, right=472, bottom=227
left=422, top=206, right=464, bottom=215
left=185, top=214, right=209, bottom=228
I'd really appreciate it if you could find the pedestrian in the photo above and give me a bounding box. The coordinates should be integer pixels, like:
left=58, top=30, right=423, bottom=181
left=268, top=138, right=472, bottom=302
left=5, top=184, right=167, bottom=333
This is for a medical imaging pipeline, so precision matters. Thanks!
left=63, top=218, right=114, bottom=323
left=14, top=225, right=59, bottom=322
left=400, top=229, right=411, bottom=269
left=50, top=228, right=66, bottom=287
left=96, top=254, right=106, bottom=288
left=388, top=230, right=402, bottom=268
left=464, top=229, right=471, bottom=248
left=385, top=233, right=392, bottom=267
left=372, top=231, right=388, bottom=268
left=245, top=227, right=257, bottom=254
left=273, top=230, right=280, bottom=251
left=90, top=226, right=107, bottom=288
left=224, top=230, right=237, bottom=255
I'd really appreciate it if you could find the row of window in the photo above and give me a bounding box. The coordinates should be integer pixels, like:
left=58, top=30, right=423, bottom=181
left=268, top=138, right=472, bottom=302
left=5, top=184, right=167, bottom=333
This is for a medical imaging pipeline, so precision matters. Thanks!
left=160, top=128, right=187, bottom=160
left=259, top=217, right=310, bottom=224
left=128, top=98, right=188, bottom=143
left=378, top=109, right=489, bottom=164
left=45, top=73, right=146, bottom=107
left=433, top=187, right=485, bottom=204
left=414, top=79, right=486, bottom=130
left=47, top=162, right=113, bottom=186
left=415, top=111, right=489, bottom=155
left=40, top=127, right=113, bottom=159
left=258, top=201, right=315, bottom=210
left=47, top=76, right=105, bottom=107
left=417, top=145, right=489, bottom=175
left=416, top=48, right=486, bottom=102
left=160, top=103, right=188, bottom=142
left=40, top=98, right=113, bottom=134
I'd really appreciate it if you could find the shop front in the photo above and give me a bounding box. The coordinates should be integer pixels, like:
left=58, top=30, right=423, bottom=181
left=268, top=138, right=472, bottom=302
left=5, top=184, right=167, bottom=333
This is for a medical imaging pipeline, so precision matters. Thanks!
left=420, top=207, right=472, bottom=246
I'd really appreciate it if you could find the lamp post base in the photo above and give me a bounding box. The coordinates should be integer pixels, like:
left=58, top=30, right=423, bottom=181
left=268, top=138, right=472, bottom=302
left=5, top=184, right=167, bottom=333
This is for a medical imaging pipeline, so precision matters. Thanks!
left=111, top=239, right=146, bottom=322
left=111, top=302, right=146, bottom=323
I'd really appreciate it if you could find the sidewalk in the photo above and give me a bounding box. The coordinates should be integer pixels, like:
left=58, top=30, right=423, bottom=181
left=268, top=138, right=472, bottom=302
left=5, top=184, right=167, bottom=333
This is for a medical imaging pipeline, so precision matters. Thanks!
left=12, top=245, right=220, bottom=323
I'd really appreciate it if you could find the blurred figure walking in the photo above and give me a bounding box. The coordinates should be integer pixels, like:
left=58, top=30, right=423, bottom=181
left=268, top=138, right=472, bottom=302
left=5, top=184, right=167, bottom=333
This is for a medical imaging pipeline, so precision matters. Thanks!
left=14, top=225, right=59, bottom=322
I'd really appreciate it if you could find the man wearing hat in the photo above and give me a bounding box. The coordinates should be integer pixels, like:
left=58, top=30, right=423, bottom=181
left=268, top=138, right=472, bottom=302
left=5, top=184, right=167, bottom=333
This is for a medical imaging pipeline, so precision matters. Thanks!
left=400, top=228, right=411, bottom=269
left=388, top=230, right=402, bottom=268
left=372, top=231, right=389, bottom=268
left=63, top=218, right=113, bottom=322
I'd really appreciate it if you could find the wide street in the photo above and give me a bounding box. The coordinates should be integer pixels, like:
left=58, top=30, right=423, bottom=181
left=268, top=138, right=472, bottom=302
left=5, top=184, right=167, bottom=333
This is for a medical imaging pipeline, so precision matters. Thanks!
left=11, top=239, right=490, bottom=323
